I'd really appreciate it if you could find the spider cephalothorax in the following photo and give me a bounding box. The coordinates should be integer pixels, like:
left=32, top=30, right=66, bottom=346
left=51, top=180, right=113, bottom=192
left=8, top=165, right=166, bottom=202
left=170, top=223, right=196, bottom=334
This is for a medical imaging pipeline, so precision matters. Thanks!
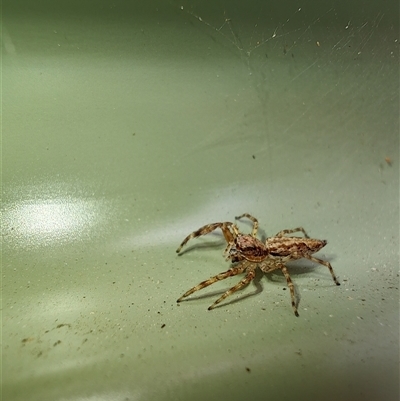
left=229, top=234, right=270, bottom=263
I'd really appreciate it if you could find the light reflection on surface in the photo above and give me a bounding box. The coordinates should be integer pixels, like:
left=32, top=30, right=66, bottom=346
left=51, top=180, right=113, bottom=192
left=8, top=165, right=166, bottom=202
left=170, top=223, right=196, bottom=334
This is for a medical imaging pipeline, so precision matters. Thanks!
left=3, top=196, right=105, bottom=249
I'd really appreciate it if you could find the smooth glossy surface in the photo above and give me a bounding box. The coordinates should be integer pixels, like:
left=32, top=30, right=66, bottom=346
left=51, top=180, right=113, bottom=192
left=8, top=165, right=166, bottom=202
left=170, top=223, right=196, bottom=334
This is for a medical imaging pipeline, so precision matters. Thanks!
left=3, top=1, right=399, bottom=400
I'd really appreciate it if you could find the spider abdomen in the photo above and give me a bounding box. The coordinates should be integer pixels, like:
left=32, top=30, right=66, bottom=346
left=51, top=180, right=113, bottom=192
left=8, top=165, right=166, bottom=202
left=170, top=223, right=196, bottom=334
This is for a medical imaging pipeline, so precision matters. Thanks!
left=267, top=237, right=327, bottom=258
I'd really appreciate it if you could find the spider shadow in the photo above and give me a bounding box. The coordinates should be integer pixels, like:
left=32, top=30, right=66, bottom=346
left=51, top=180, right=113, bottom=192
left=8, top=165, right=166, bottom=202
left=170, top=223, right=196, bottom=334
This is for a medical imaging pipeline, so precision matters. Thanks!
left=177, top=235, right=226, bottom=256
left=284, top=257, right=338, bottom=285
left=180, top=257, right=337, bottom=310
left=208, top=268, right=296, bottom=310
left=261, top=258, right=338, bottom=308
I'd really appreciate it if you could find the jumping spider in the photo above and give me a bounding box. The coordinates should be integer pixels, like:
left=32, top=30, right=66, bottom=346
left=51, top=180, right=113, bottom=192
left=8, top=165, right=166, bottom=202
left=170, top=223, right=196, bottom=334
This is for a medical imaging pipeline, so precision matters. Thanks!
left=176, top=213, right=340, bottom=316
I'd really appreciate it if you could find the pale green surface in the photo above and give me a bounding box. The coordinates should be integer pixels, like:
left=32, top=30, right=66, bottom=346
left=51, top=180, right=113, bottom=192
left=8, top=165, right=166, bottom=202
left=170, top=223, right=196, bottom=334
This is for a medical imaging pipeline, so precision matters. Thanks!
left=2, top=1, right=399, bottom=400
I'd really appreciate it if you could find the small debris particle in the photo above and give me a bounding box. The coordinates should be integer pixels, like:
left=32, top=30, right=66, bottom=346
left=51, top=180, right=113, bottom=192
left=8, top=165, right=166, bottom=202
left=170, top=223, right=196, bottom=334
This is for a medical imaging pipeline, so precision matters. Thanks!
left=161, top=324, right=166, bottom=329
left=56, top=323, right=71, bottom=329
left=385, top=157, right=392, bottom=166
left=252, top=155, right=256, bottom=159
left=245, top=367, right=251, bottom=373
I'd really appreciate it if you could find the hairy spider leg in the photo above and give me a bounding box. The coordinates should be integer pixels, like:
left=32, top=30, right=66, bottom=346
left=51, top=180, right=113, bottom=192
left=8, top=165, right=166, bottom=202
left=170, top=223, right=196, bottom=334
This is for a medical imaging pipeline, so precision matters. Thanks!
left=303, top=255, right=340, bottom=285
left=235, top=213, right=259, bottom=237
left=223, top=241, right=235, bottom=260
left=256, top=258, right=300, bottom=316
left=177, top=262, right=249, bottom=303
left=176, top=222, right=235, bottom=253
left=222, top=224, right=242, bottom=260
left=274, top=227, right=309, bottom=238
left=208, top=264, right=257, bottom=310
left=278, top=262, right=300, bottom=317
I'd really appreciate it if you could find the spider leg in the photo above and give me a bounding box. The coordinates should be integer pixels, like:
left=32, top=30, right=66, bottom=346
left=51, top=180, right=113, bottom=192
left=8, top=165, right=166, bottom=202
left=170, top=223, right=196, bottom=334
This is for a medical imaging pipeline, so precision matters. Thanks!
left=177, top=263, right=248, bottom=303
left=176, top=222, right=234, bottom=253
left=235, top=213, right=259, bottom=237
left=208, top=264, right=256, bottom=310
left=279, top=263, right=299, bottom=317
left=223, top=241, right=234, bottom=260
left=258, top=259, right=282, bottom=274
left=274, top=227, right=309, bottom=238
left=303, top=255, right=340, bottom=285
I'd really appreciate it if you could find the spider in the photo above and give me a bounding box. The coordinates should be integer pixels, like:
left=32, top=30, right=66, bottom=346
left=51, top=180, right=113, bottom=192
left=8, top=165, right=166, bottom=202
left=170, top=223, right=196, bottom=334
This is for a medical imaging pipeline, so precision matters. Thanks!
left=176, top=213, right=340, bottom=316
